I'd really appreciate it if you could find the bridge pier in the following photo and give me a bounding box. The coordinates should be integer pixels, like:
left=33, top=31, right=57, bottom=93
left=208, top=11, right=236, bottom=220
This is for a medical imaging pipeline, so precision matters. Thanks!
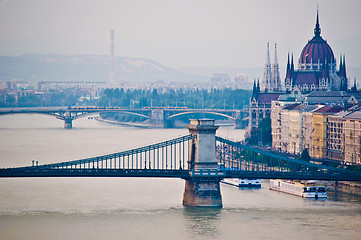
left=183, top=119, right=222, bottom=207
left=64, top=118, right=73, bottom=129
left=234, top=118, right=242, bottom=129
left=151, top=109, right=165, bottom=128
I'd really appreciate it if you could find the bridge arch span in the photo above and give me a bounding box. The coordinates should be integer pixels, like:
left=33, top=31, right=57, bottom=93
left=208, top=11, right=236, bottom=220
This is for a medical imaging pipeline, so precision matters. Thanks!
left=166, top=111, right=236, bottom=120
left=111, top=111, right=151, bottom=119
left=0, top=111, right=68, bottom=120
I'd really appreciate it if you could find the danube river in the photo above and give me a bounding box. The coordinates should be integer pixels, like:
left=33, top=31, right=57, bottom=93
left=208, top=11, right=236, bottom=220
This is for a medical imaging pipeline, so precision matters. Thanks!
left=0, top=115, right=361, bottom=240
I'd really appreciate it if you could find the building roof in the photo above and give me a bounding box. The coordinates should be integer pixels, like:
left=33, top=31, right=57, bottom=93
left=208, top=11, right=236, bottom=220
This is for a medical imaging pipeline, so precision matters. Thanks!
left=293, top=71, right=320, bottom=86
left=305, top=91, right=361, bottom=105
left=277, top=89, right=305, bottom=102
left=283, top=103, right=302, bottom=110
left=301, top=104, right=322, bottom=112
left=314, top=106, right=344, bottom=114
left=327, top=111, right=350, bottom=121
left=343, top=111, right=361, bottom=120
left=257, top=92, right=282, bottom=104
left=290, top=104, right=306, bottom=111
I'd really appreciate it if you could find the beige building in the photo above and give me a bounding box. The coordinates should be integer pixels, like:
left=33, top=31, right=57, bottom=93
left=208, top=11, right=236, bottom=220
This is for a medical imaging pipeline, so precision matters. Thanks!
left=271, top=90, right=305, bottom=151
left=301, top=105, right=324, bottom=157
left=271, top=100, right=295, bottom=151
left=343, top=111, right=361, bottom=165
left=289, top=104, right=306, bottom=154
left=279, top=104, right=305, bottom=153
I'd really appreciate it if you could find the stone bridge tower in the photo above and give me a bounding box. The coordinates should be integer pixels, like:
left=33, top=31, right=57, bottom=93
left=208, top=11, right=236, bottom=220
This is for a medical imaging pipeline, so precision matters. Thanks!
left=183, top=119, right=223, bottom=207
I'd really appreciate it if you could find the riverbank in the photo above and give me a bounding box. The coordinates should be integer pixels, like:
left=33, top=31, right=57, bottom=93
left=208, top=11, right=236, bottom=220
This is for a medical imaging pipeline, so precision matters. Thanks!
left=328, top=181, right=361, bottom=197
left=94, top=116, right=152, bottom=128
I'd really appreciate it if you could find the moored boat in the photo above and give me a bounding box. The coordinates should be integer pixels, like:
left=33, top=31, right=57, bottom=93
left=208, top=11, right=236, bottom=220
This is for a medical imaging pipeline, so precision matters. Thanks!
left=222, top=178, right=261, bottom=188
left=269, top=179, right=327, bottom=198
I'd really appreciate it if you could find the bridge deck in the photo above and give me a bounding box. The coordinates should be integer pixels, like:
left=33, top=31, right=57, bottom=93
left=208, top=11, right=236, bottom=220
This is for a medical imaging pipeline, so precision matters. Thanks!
left=1, top=134, right=361, bottom=181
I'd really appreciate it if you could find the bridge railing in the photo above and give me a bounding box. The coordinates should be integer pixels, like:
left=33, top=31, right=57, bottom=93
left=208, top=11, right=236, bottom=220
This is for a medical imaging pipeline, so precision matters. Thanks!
left=215, top=136, right=361, bottom=180
left=13, top=134, right=196, bottom=171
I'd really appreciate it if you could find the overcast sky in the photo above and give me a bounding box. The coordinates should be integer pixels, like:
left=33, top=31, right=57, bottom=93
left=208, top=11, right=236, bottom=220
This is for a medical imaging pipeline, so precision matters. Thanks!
left=0, top=0, right=360, bottom=69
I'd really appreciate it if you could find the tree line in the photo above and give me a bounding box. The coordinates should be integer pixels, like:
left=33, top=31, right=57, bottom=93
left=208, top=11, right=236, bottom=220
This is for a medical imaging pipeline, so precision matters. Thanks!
left=97, top=88, right=251, bottom=109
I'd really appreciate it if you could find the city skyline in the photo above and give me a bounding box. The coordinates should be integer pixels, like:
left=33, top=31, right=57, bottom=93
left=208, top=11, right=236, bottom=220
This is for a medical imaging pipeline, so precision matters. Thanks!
left=0, top=0, right=360, bottom=70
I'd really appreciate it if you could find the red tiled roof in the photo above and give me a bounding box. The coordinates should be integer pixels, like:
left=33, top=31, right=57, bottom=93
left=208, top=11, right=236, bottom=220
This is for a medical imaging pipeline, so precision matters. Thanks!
left=257, top=93, right=281, bottom=104
left=314, top=106, right=344, bottom=113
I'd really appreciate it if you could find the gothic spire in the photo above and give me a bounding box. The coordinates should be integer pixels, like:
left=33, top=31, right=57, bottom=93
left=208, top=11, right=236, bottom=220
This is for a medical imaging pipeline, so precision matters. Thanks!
left=314, top=7, right=321, bottom=37
left=262, top=42, right=272, bottom=91
left=343, top=55, right=346, bottom=71
left=273, top=43, right=278, bottom=66
left=287, top=52, right=290, bottom=69
left=252, top=80, right=257, bottom=98
left=272, top=43, right=281, bottom=91
left=353, top=78, right=357, bottom=92
left=291, top=53, right=294, bottom=71
left=266, top=42, right=271, bottom=65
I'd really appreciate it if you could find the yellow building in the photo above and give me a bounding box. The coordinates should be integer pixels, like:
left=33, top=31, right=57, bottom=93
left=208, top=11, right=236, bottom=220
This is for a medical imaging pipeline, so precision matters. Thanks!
left=312, top=106, right=343, bottom=160
left=302, top=105, right=324, bottom=157
left=328, top=112, right=348, bottom=162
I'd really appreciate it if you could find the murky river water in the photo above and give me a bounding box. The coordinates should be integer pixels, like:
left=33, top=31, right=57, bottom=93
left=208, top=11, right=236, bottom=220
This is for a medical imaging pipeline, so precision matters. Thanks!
left=0, top=114, right=361, bottom=240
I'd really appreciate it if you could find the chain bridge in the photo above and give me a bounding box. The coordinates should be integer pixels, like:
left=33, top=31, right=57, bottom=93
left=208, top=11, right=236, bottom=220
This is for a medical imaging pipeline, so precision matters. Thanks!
left=1, top=119, right=360, bottom=207
left=0, top=106, right=248, bottom=129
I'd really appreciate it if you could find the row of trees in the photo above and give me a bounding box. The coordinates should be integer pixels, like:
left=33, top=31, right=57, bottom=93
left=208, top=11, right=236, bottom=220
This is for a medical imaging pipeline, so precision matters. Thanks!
left=97, top=88, right=251, bottom=109
left=0, top=91, right=92, bottom=107
left=1, top=88, right=251, bottom=109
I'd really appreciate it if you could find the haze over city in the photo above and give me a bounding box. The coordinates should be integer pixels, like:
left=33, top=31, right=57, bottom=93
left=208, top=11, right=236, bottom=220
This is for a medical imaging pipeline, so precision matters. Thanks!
left=0, top=0, right=361, bottom=70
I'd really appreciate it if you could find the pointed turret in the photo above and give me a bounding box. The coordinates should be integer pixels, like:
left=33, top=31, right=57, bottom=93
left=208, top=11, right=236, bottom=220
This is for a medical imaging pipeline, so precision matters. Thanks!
left=257, top=79, right=260, bottom=93
left=291, top=53, right=294, bottom=71
left=343, top=55, right=347, bottom=76
left=287, top=52, right=290, bottom=69
left=285, top=53, right=291, bottom=79
left=351, top=78, right=357, bottom=92
left=314, top=8, right=321, bottom=37
left=271, top=43, right=281, bottom=91
left=262, top=43, right=272, bottom=92
left=252, top=80, right=257, bottom=98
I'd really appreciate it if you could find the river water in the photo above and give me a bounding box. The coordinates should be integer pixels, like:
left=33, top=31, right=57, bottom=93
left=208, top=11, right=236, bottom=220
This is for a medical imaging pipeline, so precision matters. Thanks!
left=0, top=114, right=361, bottom=240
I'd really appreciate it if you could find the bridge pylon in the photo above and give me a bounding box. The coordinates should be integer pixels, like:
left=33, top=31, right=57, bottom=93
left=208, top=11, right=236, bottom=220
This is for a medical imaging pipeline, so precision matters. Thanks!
left=64, top=118, right=73, bottom=129
left=183, top=119, right=223, bottom=207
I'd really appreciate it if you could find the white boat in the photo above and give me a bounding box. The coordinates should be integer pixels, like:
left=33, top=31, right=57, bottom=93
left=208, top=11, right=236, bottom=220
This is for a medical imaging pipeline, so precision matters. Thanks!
left=269, top=180, right=327, bottom=198
left=316, top=186, right=327, bottom=198
left=222, top=178, right=261, bottom=188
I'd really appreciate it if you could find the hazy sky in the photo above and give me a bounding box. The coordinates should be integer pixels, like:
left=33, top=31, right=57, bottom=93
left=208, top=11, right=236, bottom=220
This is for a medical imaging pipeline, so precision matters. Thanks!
left=0, top=0, right=360, bottom=69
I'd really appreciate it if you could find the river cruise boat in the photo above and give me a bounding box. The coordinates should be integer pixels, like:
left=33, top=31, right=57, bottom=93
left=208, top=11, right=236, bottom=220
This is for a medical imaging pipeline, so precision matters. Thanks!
left=269, top=180, right=327, bottom=198
left=222, top=178, right=261, bottom=188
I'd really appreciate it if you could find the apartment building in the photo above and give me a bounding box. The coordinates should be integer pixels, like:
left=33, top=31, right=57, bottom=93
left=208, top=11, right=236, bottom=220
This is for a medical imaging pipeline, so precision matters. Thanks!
left=328, top=111, right=348, bottom=162
left=300, top=105, right=323, bottom=156
left=289, top=104, right=306, bottom=154
left=312, top=106, right=343, bottom=159
left=343, top=111, right=361, bottom=165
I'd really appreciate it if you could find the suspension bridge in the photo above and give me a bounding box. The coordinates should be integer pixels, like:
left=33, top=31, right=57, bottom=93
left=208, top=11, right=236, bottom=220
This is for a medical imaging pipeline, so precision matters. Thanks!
left=1, top=119, right=360, bottom=207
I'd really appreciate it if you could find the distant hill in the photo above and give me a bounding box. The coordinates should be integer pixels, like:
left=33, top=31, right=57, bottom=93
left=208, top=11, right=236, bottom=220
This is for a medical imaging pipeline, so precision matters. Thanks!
left=3, top=54, right=358, bottom=87
left=0, top=54, right=207, bottom=83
